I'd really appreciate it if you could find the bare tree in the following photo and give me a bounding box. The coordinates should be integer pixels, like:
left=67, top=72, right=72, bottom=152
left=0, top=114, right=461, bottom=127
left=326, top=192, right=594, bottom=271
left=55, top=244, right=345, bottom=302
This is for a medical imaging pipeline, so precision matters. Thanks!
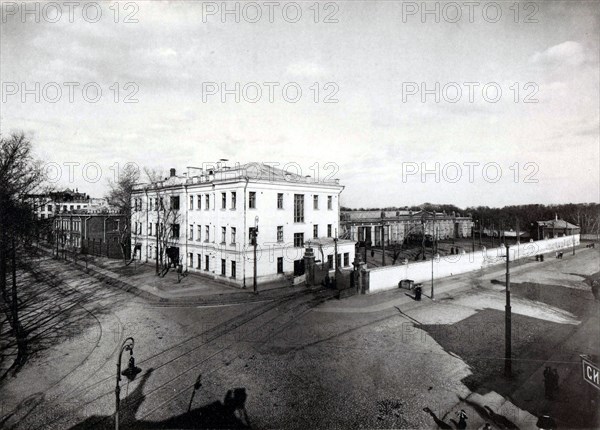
left=0, top=132, right=47, bottom=369
left=143, top=168, right=181, bottom=276
left=106, top=163, right=140, bottom=261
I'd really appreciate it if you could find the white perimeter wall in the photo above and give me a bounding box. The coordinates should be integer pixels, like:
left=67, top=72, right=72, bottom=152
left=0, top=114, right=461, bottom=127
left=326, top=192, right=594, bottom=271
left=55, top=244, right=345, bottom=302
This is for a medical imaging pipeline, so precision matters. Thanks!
left=368, top=235, right=580, bottom=294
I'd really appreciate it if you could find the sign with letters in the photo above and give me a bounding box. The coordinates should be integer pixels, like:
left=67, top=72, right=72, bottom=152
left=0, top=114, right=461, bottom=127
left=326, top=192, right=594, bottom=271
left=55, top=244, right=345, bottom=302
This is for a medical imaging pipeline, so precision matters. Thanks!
left=581, top=356, right=600, bottom=391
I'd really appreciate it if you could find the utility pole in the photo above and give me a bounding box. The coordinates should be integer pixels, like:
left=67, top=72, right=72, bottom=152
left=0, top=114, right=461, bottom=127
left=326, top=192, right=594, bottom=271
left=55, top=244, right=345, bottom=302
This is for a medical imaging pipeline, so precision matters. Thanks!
left=381, top=222, right=386, bottom=267
left=479, top=218, right=483, bottom=247
left=253, top=216, right=259, bottom=295
left=471, top=222, right=475, bottom=252
left=505, top=244, right=512, bottom=377
left=334, top=229, right=339, bottom=283
left=431, top=226, right=437, bottom=300
left=421, top=214, right=426, bottom=261
left=155, top=192, right=159, bottom=276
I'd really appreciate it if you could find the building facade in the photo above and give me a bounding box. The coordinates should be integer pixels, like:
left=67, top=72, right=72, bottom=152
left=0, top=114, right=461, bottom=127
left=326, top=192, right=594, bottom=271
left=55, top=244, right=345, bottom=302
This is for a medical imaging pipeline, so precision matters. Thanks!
left=341, top=209, right=474, bottom=246
left=531, top=216, right=580, bottom=241
left=131, top=163, right=355, bottom=287
left=52, top=212, right=127, bottom=259
left=31, top=188, right=108, bottom=219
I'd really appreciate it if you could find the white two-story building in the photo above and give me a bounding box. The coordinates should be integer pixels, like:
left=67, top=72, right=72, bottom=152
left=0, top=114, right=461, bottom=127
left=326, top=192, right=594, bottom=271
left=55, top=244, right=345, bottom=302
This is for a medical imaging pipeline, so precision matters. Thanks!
left=131, top=163, right=355, bottom=287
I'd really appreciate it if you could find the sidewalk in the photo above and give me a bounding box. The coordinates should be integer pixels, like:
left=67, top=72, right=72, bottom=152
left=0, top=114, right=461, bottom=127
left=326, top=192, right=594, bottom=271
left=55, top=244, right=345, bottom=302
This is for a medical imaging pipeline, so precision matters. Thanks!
left=48, top=249, right=316, bottom=306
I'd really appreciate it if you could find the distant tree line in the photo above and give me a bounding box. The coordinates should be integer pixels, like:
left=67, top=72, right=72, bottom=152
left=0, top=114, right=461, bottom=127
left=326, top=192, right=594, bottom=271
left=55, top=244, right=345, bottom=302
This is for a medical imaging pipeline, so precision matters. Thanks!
left=341, top=203, right=600, bottom=234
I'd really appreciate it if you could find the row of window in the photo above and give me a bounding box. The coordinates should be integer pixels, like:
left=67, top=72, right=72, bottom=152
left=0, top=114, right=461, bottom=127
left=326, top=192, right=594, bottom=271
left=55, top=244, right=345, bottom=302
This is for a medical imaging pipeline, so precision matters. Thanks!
left=55, top=219, right=82, bottom=231
left=134, top=192, right=335, bottom=215
left=44, top=204, right=86, bottom=212
left=134, top=221, right=334, bottom=244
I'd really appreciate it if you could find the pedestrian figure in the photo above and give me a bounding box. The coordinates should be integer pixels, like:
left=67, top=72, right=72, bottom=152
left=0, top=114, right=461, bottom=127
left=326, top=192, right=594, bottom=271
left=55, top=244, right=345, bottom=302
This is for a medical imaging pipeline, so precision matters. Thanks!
left=543, top=367, right=553, bottom=399
left=177, top=263, right=183, bottom=283
left=456, top=409, right=468, bottom=430
left=551, top=368, right=559, bottom=396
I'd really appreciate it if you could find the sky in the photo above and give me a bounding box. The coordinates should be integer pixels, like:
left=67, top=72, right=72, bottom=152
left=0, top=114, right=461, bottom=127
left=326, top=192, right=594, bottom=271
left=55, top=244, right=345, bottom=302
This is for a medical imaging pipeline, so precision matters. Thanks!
left=1, top=0, right=599, bottom=209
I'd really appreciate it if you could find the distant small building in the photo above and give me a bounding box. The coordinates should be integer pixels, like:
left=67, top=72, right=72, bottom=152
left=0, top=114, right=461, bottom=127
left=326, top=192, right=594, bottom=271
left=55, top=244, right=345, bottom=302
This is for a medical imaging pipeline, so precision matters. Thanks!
left=30, top=188, right=112, bottom=219
left=531, top=216, right=580, bottom=241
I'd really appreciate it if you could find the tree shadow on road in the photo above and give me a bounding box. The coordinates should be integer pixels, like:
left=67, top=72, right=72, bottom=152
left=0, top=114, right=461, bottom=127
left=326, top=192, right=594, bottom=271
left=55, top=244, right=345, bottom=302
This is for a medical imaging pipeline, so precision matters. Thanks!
left=0, top=256, right=133, bottom=380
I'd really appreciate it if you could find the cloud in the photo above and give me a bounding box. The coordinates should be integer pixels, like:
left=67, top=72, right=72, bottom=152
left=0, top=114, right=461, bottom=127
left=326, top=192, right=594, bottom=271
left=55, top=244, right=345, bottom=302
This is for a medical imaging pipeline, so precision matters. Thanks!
left=529, top=41, right=588, bottom=67
left=286, top=61, right=328, bottom=78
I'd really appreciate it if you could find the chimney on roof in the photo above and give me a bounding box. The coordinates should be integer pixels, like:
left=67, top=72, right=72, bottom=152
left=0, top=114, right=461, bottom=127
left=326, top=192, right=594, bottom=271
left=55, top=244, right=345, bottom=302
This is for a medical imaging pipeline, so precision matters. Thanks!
left=170, top=168, right=176, bottom=177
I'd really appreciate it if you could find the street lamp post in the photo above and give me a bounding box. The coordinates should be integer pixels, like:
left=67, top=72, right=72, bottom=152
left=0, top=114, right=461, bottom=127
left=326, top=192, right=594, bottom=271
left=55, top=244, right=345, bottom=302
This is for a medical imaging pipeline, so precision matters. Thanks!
left=115, top=337, right=141, bottom=430
left=505, top=244, right=512, bottom=377
left=253, top=216, right=259, bottom=295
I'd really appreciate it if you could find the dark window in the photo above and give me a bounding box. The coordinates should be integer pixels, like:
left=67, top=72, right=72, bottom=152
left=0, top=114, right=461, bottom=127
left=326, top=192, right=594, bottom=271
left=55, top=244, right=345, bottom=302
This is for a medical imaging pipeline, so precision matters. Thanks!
left=313, top=225, right=318, bottom=239
left=249, top=192, right=256, bottom=209
left=231, top=192, right=236, bottom=209
left=221, top=227, right=226, bottom=244
left=327, top=255, right=333, bottom=269
left=231, top=261, right=236, bottom=278
left=189, top=196, right=194, bottom=210
left=327, top=196, right=333, bottom=210
left=171, top=196, right=180, bottom=210
left=249, top=227, right=257, bottom=245
left=294, top=233, right=304, bottom=248
left=294, top=194, right=304, bottom=223
left=336, top=253, right=341, bottom=268
left=205, top=226, right=209, bottom=242
left=197, top=254, right=201, bottom=268
left=327, top=224, right=332, bottom=238
left=344, top=252, right=349, bottom=267
left=205, top=255, right=209, bottom=271
left=277, top=257, right=284, bottom=274
left=222, top=192, right=226, bottom=209
left=313, top=195, right=319, bottom=210
left=221, top=259, right=226, bottom=276
left=205, top=194, right=210, bottom=209
left=277, top=193, right=283, bottom=209
left=197, top=195, right=201, bottom=210
left=277, top=226, right=283, bottom=242
left=172, top=224, right=180, bottom=238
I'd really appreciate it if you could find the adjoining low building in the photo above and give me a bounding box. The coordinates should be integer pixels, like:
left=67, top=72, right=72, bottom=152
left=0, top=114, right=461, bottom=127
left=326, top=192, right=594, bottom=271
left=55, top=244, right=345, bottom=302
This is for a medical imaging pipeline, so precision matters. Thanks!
left=341, top=209, right=474, bottom=246
left=130, top=163, right=355, bottom=287
left=530, top=216, right=581, bottom=241
left=52, top=211, right=128, bottom=259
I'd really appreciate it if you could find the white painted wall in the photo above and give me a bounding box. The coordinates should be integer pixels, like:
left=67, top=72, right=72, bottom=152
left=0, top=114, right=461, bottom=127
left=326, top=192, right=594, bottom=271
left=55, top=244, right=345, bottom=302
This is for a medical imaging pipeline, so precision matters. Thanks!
left=131, top=174, right=353, bottom=286
left=368, top=235, right=580, bottom=294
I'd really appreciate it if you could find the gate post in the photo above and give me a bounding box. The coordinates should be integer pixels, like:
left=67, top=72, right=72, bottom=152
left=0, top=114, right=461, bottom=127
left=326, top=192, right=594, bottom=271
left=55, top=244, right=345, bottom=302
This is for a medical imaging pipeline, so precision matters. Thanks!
left=304, top=246, right=316, bottom=286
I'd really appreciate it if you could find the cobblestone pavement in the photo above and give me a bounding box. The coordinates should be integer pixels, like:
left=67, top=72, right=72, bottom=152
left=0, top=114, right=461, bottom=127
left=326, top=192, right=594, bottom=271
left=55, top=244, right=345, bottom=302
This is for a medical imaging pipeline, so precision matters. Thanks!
left=1, top=248, right=598, bottom=429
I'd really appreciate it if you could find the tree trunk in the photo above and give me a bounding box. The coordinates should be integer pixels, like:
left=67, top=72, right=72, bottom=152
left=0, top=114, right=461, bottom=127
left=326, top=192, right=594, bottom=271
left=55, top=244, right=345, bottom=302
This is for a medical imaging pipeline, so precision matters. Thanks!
left=11, top=234, right=27, bottom=365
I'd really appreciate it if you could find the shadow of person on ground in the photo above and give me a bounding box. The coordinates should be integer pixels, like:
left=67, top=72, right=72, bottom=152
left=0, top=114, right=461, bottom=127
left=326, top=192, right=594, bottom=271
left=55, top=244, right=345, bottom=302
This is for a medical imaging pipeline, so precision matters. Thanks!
left=423, top=407, right=452, bottom=429
left=68, top=369, right=251, bottom=430
left=484, top=405, right=519, bottom=429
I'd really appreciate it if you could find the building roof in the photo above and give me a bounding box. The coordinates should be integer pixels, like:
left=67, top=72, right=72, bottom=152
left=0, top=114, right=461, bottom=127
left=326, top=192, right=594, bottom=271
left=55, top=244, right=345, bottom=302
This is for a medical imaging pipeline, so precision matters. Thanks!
left=133, top=162, right=341, bottom=191
left=341, top=209, right=471, bottom=223
left=537, top=219, right=579, bottom=229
